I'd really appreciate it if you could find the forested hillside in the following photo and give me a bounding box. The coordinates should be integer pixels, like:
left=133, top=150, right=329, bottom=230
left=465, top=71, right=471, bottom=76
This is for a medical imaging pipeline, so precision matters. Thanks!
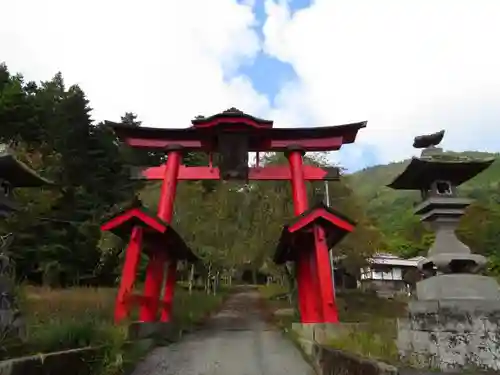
left=0, top=63, right=380, bottom=288
left=8, top=60, right=497, bottom=288
left=346, top=152, right=500, bottom=273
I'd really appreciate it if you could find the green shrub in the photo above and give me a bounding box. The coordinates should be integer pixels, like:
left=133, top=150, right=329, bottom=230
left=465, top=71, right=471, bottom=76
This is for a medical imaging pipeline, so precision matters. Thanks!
left=327, top=319, right=399, bottom=364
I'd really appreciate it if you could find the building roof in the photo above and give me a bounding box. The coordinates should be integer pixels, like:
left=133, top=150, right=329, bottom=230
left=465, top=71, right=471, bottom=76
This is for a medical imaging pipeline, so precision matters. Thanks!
left=0, top=148, right=53, bottom=187
left=368, top=253, right=421, bottom=267
left=105, top=108, right=367, bottom=152
left=334, top=253, right=424, bottom=268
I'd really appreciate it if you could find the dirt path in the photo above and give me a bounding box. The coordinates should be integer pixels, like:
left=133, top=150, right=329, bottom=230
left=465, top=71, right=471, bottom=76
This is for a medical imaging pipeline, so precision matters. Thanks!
left=131, top=287, right=315, bottom=375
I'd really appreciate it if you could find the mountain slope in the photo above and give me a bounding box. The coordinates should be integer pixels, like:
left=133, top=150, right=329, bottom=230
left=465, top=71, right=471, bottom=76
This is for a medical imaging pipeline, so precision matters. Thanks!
left=345, top=150, right=500, bottom=257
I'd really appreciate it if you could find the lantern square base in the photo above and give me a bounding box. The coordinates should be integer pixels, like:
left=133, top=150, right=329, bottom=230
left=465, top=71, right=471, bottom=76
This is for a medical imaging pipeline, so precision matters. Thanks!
left=416, top=274, right=500, bottom=301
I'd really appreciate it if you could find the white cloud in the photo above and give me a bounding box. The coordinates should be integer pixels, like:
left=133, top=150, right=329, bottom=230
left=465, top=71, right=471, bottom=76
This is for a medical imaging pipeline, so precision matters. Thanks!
left=2, top=0, right=500, bottom=171
left=263, top=0, right=500, bottom=164
left=0, top=0, right=270, bottom=127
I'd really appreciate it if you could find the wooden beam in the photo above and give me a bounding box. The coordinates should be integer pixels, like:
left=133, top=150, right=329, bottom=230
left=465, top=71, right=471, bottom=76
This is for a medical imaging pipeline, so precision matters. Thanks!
left=130, top=165, right=340, bottom=181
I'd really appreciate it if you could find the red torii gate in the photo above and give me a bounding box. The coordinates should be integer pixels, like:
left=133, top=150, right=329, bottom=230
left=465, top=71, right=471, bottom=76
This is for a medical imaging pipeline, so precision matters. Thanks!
left=102, top=108, right=365, bottom=324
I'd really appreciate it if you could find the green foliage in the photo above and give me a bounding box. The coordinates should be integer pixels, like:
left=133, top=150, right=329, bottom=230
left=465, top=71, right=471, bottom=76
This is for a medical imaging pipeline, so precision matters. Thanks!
left=0, top=63, right=141, bottom=285
left=0, top=62, right=380, bottom=296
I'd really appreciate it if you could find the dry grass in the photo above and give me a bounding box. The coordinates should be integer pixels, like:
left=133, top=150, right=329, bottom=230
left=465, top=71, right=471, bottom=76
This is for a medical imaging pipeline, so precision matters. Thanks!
left=2, top=284, right=228, bottom=372
left=22, top=285, right=116, bottom=325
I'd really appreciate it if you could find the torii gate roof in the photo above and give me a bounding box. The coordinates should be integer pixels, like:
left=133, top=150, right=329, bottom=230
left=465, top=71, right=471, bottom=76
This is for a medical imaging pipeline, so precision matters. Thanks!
left=105, top=107, right=366, bottom=152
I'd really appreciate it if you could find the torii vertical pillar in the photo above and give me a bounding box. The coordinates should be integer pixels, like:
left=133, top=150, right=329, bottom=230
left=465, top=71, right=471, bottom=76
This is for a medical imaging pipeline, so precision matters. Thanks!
left=139, top=148, right=182, bottom=322
left=288, top=150, right=320, bottom=323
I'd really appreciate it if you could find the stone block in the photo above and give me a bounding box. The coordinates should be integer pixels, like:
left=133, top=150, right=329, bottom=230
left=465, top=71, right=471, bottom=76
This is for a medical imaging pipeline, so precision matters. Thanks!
left=291, top=323, right=315, bottom=341
left=437, top=299, right=494, bottom=333
left=468, top=331, right=500, bottom=371
left=397, top=319, right=500, bottom=371
left=435, top=331, right=469, bottom=370
left=291, top=323, right=349, bottom=345
left=413, top=330, right=435, bottom=354
left=297, top=338, right=314, bottom=357
left=397, top=318, right=411, bottom=331
left=439, top=299, right=500, bottom=315
left=273, top=308, right=295, bottom=317
left=0, top=310, right=26, bottom=340
left=397, top=327, right=442, bottom=368
left=408, top=301, right=439, bottom=331
left=127, top=321, right=175, bottom=341
left=408, top=300, right=440, bottom=314
left=416, top=275, right=500, bottom=301
left=396, top=325, right=411, bottom=354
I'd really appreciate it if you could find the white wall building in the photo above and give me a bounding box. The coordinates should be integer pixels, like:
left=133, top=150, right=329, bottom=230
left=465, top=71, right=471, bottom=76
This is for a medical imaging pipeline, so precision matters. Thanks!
left=359, top=253, right=425, bottom=297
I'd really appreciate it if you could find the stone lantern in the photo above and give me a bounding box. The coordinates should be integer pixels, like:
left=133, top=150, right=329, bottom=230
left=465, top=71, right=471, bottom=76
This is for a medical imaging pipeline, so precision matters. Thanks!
left=0, top=144, right=52, bottom=341
left=388, top=130, right=500, bottom=371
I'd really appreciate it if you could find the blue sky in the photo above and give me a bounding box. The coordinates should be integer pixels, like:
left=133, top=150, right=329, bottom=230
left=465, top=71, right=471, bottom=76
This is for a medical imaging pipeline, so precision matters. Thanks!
left=2, top=0, right=500, bottom=173
left=237, top=0, right=302, bottom=104
left=237, top=0, right=381, bottom=171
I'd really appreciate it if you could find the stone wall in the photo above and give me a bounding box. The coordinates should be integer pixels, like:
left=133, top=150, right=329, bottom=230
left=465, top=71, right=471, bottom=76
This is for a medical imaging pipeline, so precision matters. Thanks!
left=0, top=347, right=101, bottom=375
left=292, top=322, right=497, bottom=375
left=307, top=343, right=497, bottom=375
left=310, top=344, right=398, bottom=375
left=397, top=299, right=500, bottom=371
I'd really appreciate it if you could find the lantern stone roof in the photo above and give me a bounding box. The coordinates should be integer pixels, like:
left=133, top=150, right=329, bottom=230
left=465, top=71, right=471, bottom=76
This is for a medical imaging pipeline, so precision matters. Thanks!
left=0, top=146, right=53, bottom=187
left=387, top=156, right=495, bottom=190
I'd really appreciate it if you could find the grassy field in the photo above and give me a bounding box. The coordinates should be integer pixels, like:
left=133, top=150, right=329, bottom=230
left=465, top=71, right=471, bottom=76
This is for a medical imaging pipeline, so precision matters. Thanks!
left=259, top=284, right=407, bottom=364
left=2, top=285, right=228, bottom=373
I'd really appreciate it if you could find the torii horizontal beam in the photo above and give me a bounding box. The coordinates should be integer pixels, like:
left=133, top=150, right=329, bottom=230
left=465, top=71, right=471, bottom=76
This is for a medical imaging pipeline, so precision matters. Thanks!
left=130, top=165, right=340, bottom=181
left=124, top=136, right=345, bottom=152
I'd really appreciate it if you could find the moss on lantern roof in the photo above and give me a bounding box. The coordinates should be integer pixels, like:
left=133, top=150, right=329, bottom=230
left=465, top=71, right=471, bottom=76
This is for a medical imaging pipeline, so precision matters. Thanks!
left=387, top=156, right=495, bottom=190
left=0, top=145, right=53, bottom=187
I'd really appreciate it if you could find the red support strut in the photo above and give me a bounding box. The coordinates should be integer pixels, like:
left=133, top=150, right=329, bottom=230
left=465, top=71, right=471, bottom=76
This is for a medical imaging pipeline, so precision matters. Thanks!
left=115, top=226, right=143, bottom=324
left=313, top=225, right=339, bottom=323
left=160, top=260, right=178, bottom=322
left=139, top=252, right=166, bottom=322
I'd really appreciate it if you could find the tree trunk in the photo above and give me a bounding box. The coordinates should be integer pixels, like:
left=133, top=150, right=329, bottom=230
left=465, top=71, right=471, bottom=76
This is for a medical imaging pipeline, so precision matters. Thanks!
left=214, top=270, right=220, bottom=296
left=205, top=262, right=212, bottom=294
left=188, top=264, right=194, bottom=295
left=284, top=264, right=296, bottom=305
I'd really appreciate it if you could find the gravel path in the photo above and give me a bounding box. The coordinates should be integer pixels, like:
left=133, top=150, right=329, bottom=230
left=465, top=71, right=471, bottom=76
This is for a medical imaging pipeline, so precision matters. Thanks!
left=131, top=287, right=316, bottom=375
